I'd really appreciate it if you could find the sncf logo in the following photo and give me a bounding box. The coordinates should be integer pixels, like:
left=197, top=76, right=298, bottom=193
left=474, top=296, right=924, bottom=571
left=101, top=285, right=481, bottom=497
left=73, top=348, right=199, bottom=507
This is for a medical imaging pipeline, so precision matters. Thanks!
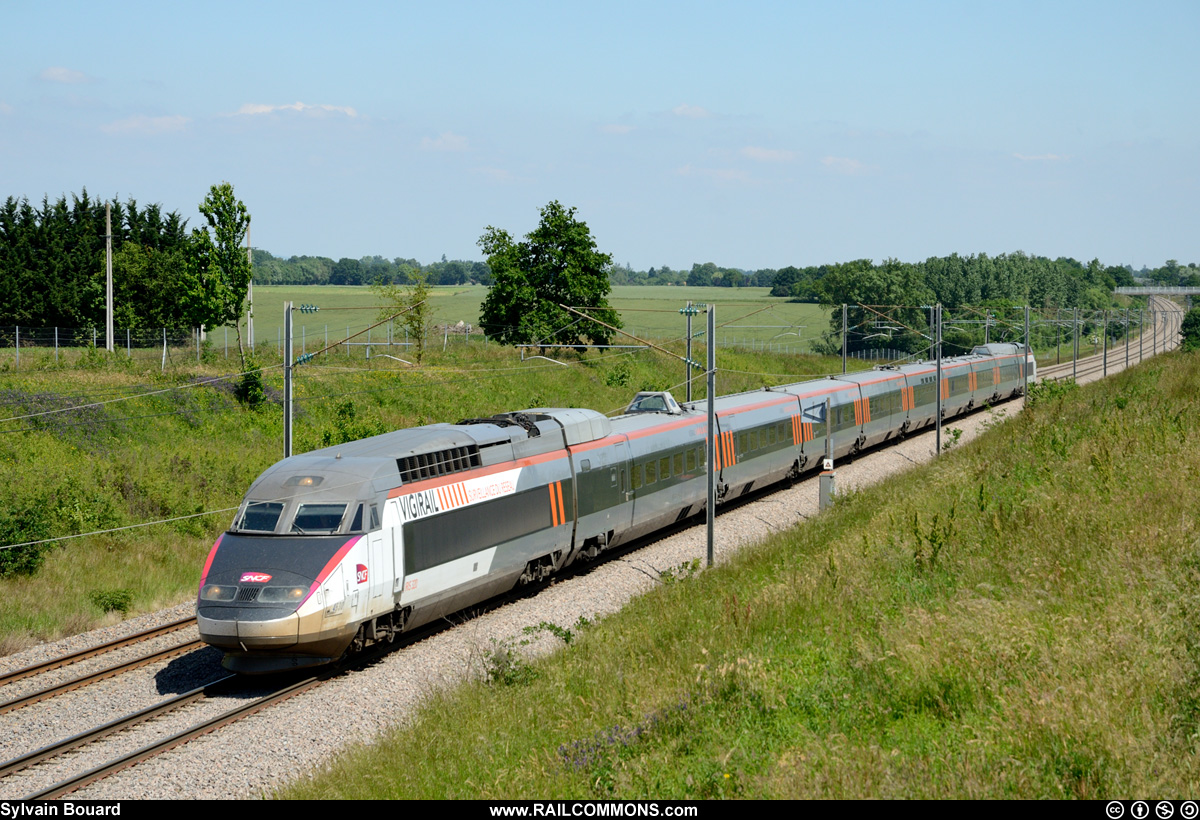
left=240, top=572, right=272, bottom=583
left=356, top=564, right=368, bottom=584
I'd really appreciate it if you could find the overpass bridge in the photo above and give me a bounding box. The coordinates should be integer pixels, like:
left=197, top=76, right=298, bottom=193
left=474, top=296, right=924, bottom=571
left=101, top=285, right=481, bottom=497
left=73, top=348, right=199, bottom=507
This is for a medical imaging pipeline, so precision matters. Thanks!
left=1114, top=286, right=1200, bottom=296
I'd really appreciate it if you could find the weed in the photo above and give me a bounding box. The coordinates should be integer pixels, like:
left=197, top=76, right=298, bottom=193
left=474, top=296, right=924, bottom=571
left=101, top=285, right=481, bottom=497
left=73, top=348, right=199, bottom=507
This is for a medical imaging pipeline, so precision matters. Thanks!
left=942, top=427, right=963, bottom=451
left=911, top=504, right=955, bottom=570
left=481, top=637, right=539, bottom=686
left=659, top=558, right=701, bottom=585
left=522, top=616, right=592, bottom=646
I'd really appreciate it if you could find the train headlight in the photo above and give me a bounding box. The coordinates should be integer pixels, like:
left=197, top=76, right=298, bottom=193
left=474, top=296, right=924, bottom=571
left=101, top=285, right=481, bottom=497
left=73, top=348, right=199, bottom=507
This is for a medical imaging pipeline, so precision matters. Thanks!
left=200, top=584, right=237, bottom=602
left=258, top=586, right=307, bottom=603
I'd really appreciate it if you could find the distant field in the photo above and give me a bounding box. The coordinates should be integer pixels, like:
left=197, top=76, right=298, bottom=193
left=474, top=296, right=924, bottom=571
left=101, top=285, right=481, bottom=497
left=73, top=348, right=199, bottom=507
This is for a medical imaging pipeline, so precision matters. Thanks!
left=250, top=285, right=830, bottom=354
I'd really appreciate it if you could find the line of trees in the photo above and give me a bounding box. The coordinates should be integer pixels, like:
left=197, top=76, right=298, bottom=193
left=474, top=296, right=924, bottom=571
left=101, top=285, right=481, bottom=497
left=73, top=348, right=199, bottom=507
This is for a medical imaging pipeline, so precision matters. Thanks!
left=0, top=191, right=190, bottom=328
left=251, top=251, right=492, bottom=287
left=0, top=185, right=254, bottom=341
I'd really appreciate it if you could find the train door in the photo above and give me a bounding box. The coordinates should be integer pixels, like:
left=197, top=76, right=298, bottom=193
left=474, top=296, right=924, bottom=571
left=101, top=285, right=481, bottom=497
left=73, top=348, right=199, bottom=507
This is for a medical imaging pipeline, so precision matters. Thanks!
left=322, top=565, right=345, bottom=618
left=610, top=437, right=634, bottom=541
left=368, top=526, right=388, bottom=609
left=391, top=526, right=404, bottom=597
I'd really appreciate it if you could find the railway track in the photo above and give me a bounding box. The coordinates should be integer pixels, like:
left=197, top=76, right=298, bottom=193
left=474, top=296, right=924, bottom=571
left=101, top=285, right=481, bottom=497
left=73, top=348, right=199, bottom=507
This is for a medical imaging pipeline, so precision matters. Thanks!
left=1039, top=297, right=1181, bottom=384
left=0, top=618, right=201, bottom=715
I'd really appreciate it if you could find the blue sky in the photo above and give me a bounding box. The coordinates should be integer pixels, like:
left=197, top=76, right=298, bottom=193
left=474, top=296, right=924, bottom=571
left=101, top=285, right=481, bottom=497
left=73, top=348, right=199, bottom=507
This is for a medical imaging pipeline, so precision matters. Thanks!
left=2, top=1, right=1196, bottom=271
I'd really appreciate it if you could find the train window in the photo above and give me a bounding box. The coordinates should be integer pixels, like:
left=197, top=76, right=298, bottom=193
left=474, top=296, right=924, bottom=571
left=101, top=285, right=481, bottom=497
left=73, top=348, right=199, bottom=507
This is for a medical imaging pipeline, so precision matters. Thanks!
left=369, top=505, right=380, bottom=529
left=673, top=452, right=683, bottom=476
left=659, top=456, right=670, bottom=479
left=238, top=501, right=283, bottom=533
left=646, top=461, right=657, bottom=485
left=292, top=503, right=347, bottom=534
left=632, top=465, right=643, bottom=490
left=687, top=449, right=697, bottom=472
left=698, top=446, right=706, bottom=468
left=350, top=504, right=364, bottom=532
left=768, top=426, right=776, bottom=446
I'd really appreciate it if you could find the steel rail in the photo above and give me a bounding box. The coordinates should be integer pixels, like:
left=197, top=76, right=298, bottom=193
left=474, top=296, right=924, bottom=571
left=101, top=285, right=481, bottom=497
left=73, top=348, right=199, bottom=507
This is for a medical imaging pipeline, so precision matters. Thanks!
left=0, top=616, right=196, bottom=689
left=25, top=673, right=325, bottom=800
left=0, top=638, right=203, bottom=714
left=0, top=674, right=236, bottom=779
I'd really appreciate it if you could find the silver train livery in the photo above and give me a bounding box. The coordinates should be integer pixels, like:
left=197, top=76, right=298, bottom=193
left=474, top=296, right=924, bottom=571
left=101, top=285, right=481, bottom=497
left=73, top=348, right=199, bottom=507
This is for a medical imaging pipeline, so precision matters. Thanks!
left=197, top=343, right=1034, bottom=672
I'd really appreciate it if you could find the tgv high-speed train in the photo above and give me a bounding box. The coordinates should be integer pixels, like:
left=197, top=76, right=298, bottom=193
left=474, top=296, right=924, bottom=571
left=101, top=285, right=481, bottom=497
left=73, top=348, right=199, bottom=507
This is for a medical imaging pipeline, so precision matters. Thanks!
left=197, top=344, right=1033, bottom=672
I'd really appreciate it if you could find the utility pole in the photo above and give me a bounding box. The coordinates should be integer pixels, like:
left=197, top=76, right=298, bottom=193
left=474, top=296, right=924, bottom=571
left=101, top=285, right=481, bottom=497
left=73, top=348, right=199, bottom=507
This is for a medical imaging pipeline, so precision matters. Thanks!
left=1125, top=308, right=1130, bottom=369
left=935, top=304, right=942, bottom=455
left=841, top=304, right=847, bottom=374
left=681, top=301, right=699, bottom=402
left=1024, top=306, right=1030, bottom=394
left=706, top=304, right=716, bottom=568
left=247, top=227, right=254, bottom=348
left=1102, top=310, right=1108, bottom=377
left=284, top=302, right=293, bottom=458
left=105, top=202, right=114, bottom=352
left=1073, top=307, right=1079, bottom=381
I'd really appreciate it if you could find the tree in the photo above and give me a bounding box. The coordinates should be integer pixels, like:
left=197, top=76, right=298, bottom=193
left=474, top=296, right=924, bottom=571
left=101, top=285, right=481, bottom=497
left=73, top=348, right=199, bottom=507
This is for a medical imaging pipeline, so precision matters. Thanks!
left=478, top=201, right=620, bottom=348
left=184, top=183, right=252, bottom=367
left=371, top=269, right=432, bottom=363
left=1180, top=307, right=1200, bottom=352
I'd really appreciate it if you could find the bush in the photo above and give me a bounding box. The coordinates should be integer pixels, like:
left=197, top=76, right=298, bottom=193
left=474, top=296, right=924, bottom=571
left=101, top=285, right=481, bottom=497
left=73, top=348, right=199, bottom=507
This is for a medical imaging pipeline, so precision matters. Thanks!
left=0, top=501, right=53, bottom=578
left=89, top=588, right=133, bottom=616
left=235, top=353, right=266, bottom=408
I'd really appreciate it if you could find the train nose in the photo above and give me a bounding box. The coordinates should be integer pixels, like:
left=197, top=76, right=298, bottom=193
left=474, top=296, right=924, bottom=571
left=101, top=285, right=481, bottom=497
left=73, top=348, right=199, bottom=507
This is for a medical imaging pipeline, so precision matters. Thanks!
left=198, top=608, right=300, bottom=650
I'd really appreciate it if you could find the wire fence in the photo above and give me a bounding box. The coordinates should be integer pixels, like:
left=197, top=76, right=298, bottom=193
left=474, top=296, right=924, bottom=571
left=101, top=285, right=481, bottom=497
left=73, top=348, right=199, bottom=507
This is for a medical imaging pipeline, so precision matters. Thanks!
left=0, top=321, right=491, bottom=371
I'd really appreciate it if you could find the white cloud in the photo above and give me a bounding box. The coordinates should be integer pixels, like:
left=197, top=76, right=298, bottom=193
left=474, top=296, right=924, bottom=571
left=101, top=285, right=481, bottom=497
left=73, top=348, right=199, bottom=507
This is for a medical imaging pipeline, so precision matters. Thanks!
left=475, top=167, right=516, bottom=183
left=1013, top=153, right=1068, bottom=161
left=676, top=164, right=749, bottom=183
left=100, top=114, right=189, bottom=135
left=741, top=146, right=795, bottom=163
left=821, top=156, right=867, bottom=175
left=421, top=132, right=469, bottom=151
left=38, top=66, right=92, bottom=84
left=601, top=124, right=635, bottom=134
left=672, top=104, right=711, bottom=119
left=235, top=101, right=358, bottom=117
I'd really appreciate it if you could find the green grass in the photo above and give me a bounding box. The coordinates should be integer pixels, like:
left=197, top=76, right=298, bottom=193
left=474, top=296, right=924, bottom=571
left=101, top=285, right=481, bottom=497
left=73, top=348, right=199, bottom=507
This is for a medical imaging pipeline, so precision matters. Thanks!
left=283, top=350, right=1200, bottom=799
left=246, top=285, right=828, bottom=356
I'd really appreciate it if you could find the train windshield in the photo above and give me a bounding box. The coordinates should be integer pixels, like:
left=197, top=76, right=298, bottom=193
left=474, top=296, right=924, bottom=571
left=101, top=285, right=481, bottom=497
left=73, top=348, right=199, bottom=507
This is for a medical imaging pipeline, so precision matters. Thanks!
left=238, top=502, right=284, bottom=533
left=291, top=503, right=347, bottom=534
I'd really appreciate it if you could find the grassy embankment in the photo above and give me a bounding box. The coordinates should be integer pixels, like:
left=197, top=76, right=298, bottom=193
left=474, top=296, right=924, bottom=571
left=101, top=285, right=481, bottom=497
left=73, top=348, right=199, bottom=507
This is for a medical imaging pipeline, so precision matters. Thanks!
left=0, top=292, right=844, bottom=651
left=285, top=349, right=1200, bottom=799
